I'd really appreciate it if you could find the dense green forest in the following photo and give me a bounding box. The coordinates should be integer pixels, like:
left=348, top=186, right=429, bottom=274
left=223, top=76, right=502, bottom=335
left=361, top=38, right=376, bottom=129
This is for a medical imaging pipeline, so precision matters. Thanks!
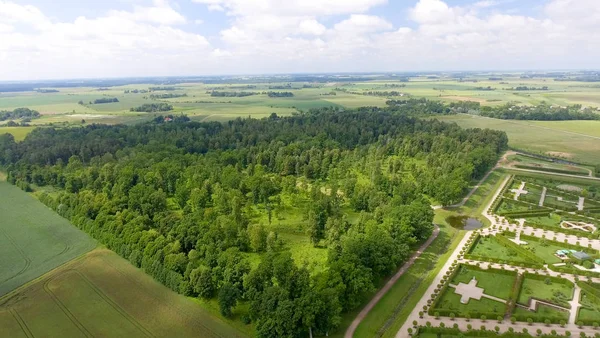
left=92, top=97, right=119, bottom=104
left=0, top=107, right=506, bottom=337
left=267, top=91, right=294, bottom=98
left=130, top=103, right=174, bottom=112
left=0, top=107, right=40, bottom=121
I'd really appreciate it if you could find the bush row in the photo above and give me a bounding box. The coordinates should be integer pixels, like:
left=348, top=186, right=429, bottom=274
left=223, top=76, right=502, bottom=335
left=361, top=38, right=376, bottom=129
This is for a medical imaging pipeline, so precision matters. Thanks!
left=547, top=264, right=600, bottom=278
left=523, top=220, right=595, bottom=238
left=514, top=164, right=589, bottom=176
left=490, top=175, right=515, bottom=213
left=500, top=210, right=552, bottom=218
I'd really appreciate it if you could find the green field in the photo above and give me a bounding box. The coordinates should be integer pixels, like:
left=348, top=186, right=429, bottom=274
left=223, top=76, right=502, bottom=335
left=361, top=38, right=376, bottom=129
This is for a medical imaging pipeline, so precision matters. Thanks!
left=0, top=126, right=36, bottom=141
left=433, top=115, right=600, bottom=164
left=517, top=277, right=574, bottom=308
left=0, top=181, right=96, bottom=296
left=0, top=249, right=248, bottom=338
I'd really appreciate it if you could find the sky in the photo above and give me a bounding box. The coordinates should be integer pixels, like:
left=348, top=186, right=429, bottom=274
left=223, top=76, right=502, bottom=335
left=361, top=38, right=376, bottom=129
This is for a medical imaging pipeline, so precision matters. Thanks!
left=0, top=0, right=598, bottom=80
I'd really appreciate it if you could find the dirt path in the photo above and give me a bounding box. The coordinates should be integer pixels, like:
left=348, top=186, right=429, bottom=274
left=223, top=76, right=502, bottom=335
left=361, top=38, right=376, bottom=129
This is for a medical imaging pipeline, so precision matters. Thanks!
left=344, top=225, right=440, bottom=338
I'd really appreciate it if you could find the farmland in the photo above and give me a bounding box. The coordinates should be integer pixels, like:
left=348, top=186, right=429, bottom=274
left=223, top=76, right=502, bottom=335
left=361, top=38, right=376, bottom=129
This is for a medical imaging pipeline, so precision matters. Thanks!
left=432, top=115, right=600, bottom=164
left=0, top=181, right=96, bottom=297
left=0, top=249, right=248, bottom=338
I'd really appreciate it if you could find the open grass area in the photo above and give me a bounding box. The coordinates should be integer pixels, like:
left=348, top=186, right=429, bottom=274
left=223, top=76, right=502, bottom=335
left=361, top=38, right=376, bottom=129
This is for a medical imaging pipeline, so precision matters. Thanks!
left=351, top=223, right=463, bottom=338
left=433, top=115, right=600, bottom=165
left=517, top=276, right=574, bottom=308
left=0, top=181, right=97, bottom=296
left=451, top=266, right=515, bottom=300
left=0, top=126, right=35, bottom=141
left=434, top=290, right=506, bottom=317
left=0, top=249, right=249, bottom=338
left=469, top=236, right=534, bottom=264
left=513, top=305, right=569, bottom=323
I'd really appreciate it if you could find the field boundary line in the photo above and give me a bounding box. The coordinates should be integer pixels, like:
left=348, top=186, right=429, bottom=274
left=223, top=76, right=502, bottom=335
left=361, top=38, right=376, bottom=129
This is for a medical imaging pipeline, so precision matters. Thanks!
left=98, top=255, right=240, bottom=338
left=70, top=269, right=156, bottom=338
left=10, top=308, right=35, bottom=338
left=43, top=273, right=95, bottom=338
left=0, top=230, right=31, bottom=286
left=0, top=249, right=92, bottom=306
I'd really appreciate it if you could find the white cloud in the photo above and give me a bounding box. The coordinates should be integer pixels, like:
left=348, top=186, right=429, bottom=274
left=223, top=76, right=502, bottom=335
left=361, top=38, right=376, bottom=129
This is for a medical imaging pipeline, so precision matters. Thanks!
left=298, top=19, right=326, bottom=36
left=333, top=14, right=392, bottom=33
left=109, top=0, right=186, bottom=25
left=2, top=0, right=600, bottom=80
left=194, top=19, right=204, bottom=24
left=0, top=1, right=212, bottom=80
left=193, top=0, right=388, bottom=17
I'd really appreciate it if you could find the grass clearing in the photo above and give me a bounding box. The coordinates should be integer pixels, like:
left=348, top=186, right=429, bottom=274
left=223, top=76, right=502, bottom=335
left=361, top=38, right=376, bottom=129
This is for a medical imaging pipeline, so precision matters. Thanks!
left=0, top=181, right=96, bottom=296
left=0, top=126, right=36, bottom=141
left=469, top=236, right=534, bottom=264
left=517, top=276, right=574, bottom=308
left=0, top=249, right=249, bottom=338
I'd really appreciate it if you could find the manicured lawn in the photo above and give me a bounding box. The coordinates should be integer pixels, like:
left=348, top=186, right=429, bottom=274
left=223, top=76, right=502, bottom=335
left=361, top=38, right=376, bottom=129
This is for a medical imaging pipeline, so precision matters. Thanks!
left=434, top=290, right=506, bottom=316
left=451, top=266, right=516, bottom=300
left=578, top=291, right=600, bottom=323
left=469, top=236, right=535, bottom=265
left=517, top=277, right=574, bottom=308
left=526, top=214, right=562, bottom=228
left=513, top=304, right=569, bottom=323
left=523, top=238, right=570, bottom=264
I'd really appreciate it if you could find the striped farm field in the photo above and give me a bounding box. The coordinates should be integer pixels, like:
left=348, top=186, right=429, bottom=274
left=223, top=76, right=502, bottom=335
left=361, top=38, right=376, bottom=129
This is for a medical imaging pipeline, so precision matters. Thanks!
left=0, top=181, right=96, bottom=297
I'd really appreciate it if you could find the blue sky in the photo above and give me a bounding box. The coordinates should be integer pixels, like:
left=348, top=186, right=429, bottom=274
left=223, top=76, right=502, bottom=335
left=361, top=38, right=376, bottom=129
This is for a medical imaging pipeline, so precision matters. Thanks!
left=0, top=0, right=597, bottom=80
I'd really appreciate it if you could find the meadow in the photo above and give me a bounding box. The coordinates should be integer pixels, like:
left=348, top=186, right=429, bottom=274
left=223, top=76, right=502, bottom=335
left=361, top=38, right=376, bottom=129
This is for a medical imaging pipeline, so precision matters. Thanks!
left=0, top=249, right=248, bottom=338
left=0, top=181, right=96, bottom=296
left=432, top=115, right=600, bottom=165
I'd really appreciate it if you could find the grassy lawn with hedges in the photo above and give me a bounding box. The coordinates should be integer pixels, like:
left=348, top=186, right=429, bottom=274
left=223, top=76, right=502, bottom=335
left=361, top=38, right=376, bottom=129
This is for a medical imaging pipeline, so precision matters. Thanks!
left=517, top=276, right=574, bottom=308
left=469, top=236, right=535, bottom=265
left=451, top=265, right=516, bottom=300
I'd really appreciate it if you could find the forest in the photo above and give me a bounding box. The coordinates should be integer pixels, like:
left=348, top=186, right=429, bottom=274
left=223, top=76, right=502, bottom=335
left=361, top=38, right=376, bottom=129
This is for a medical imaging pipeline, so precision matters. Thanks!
left=267, top=91, right=294, bottom=97
left=0, top=107, right=41, bottom=121
left=0, top=107, right=507, bottom=337
left=210, top=91, right=258, bottom=97
left=130, top=103, right=174, bottom=112
left=92, top=97, right=119, bottom=104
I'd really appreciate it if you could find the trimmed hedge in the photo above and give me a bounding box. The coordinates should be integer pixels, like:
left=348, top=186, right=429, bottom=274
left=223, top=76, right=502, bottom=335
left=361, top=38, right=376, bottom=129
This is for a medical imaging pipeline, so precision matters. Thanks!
left=500, top=210, right=552, bottom=218
left=514, top=164, right=589, bottom=176
left=577, top=281, right=600, bottom=301
left=547, top=263, right=600, bottom=278
left=490, top=175, right=515, bottom=213
left=524, top=220, right=594, bottom=238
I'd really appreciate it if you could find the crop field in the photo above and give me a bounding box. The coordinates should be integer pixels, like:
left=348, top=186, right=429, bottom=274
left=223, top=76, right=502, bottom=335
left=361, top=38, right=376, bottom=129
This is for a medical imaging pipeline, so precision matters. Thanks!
left=433, top=115, right=600, bottom=164
left=0, top=181, right=96, bottom=296
left=0, top=249, right=248, bottom=338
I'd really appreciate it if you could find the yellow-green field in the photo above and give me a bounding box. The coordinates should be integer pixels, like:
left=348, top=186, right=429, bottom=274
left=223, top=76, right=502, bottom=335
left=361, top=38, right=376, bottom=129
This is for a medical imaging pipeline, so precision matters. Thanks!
left=0, top=249, right=249, bottom=338
left=0, top=181, right=97, bottom=297
left=433, top=115, right=600, bottom=164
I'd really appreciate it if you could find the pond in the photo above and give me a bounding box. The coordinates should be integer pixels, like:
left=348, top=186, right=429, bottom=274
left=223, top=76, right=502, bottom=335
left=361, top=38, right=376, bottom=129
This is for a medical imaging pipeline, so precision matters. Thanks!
left=446, top=215, right=483, bottom=230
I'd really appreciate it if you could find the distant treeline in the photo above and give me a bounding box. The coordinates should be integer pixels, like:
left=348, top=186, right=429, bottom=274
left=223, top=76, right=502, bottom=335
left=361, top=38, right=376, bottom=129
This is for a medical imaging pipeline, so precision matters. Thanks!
left=210, top=91, right=257, bottom=97
left=474, top=86, right=495, bottom=91
left=466, top=103, right=600, bottom=120
left=149, top=93, right=188, bottom=99
left=130, top=103, right=173, bottom=112
left=92, top=98, right=119, bottom=104
left=267, top=91, right=294, bottom=98
left=149, top=86, right=179, bottom=91
left=385, top=98, right=455, bottom=115
left=36, top=89, right=59, bottom=93
left=124, top=89, right=149, bottom=94
left=0, top=108, right=40, bottom=121
left=511, top=86, right=548, bottom=91
left=362, top=91, right=406, bottom=97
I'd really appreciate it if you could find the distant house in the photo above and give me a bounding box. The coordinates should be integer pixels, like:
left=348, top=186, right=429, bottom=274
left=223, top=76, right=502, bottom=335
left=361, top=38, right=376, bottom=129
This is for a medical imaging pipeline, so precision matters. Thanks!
left=164, top=117, right=173, bottom=122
